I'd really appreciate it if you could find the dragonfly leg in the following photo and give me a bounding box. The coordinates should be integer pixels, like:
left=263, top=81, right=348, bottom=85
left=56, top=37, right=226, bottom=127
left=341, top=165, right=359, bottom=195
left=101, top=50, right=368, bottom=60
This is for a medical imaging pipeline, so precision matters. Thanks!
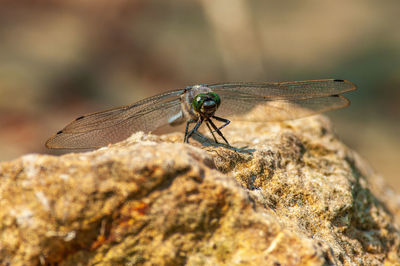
left=185, top=119, right=203, bottom=143
left=212, top=116, right=231, bottom=131
left=208, top=118, right=230, bottom=146
left=184, top=120, right=195, bottom=143
left=205, top=121, right=219, bottom=143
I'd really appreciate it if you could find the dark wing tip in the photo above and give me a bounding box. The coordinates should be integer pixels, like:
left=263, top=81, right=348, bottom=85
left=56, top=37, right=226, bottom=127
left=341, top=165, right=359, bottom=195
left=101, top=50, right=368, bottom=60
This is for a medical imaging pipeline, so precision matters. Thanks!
left=332, top=79, right=358, bottom=93
left=75, top=115, right=85, bottom=121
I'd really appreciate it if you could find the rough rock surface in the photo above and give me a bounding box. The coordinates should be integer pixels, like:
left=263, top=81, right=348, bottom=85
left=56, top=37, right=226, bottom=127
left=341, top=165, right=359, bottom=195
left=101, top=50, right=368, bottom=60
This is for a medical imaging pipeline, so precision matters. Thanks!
left=0, top=116, right=399, bottom=265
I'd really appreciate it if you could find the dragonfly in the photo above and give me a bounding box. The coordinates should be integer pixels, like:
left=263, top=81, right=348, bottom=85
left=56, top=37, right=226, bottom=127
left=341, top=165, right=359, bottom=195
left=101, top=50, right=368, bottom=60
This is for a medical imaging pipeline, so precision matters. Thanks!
left=45, top=79, right=356, bottom=149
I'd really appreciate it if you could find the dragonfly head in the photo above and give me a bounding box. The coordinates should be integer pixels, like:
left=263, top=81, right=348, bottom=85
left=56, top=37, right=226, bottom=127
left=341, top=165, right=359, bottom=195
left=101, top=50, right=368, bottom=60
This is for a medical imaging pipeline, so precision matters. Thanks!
left=192, top=92, right=221, bottom=117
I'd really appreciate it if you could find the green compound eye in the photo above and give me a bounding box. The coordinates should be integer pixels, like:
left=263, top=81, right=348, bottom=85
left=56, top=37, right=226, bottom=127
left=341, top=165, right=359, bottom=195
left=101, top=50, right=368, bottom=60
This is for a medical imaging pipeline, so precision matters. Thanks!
left=208, top=92, right=221, bottom=107
left=192, top=94, right=207, bottom=112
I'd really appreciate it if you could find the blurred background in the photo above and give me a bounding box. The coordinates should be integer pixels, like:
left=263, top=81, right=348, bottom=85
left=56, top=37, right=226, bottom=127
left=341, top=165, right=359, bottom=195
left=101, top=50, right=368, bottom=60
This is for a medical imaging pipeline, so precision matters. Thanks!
left=0, top=1, right=399, bottom=191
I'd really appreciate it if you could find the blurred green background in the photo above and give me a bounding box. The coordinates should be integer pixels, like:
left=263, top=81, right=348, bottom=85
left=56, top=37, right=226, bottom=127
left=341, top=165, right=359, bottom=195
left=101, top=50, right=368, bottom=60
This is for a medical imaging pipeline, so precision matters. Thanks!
left=0, top=1, right=399, bottom=191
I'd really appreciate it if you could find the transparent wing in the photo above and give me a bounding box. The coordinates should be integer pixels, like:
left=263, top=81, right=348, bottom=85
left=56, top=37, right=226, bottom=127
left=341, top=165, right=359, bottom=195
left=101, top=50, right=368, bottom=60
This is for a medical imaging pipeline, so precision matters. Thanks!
left=215, top=94, right=350, bottom=122
left=46, top=90, right=185, bottom=149
left=210, top=79, right=356, bottom=121
left=209, top=79, right=356, bottom=99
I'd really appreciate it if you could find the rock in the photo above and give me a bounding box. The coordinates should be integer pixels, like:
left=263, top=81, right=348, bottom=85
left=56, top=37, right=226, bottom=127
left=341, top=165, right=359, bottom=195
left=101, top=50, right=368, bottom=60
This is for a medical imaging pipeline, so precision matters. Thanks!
left=0, top=115, right=399, bottom=265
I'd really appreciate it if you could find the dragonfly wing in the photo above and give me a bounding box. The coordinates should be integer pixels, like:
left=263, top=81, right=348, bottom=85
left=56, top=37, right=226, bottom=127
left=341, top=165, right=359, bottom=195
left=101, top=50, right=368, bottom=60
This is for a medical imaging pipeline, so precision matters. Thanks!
left=210, top=79, right=356, bottom=121
left=46, top=90, right=184, bottom=149
left=214, top=94, right=351, bottom=122
left=209, top=79, right=356, bottom=99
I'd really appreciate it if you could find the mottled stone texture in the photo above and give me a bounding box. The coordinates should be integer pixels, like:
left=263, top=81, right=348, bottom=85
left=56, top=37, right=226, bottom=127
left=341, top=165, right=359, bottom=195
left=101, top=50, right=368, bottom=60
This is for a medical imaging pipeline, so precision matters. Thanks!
left=0, top=116, right=399, bottom=265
